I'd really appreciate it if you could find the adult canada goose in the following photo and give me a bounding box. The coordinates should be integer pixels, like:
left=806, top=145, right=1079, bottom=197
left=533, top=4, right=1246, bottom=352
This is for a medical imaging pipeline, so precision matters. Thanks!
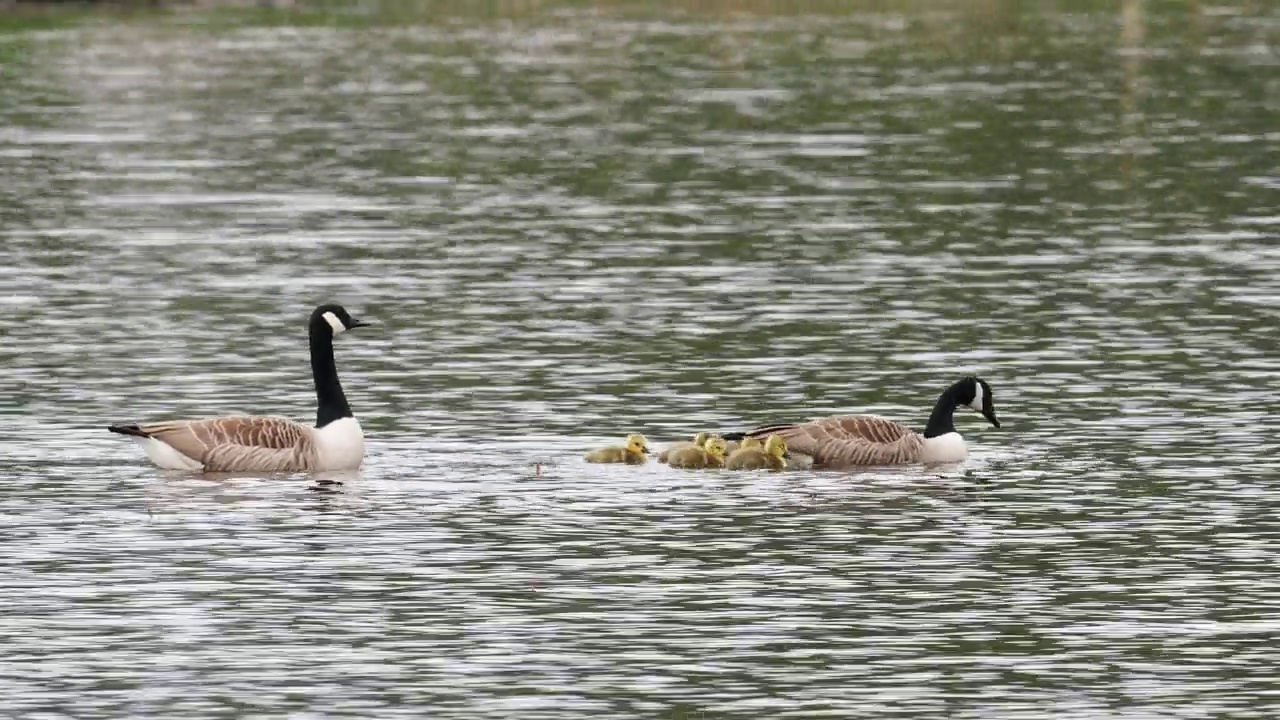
left=722, top=376, right=1000, bottom=470
left=656, top=431, right=711, bottom=463
left=667, top=436, right=728, bottom=469
left=107, top=303, right=371, bottom=473
left=725, top=434, right=788, bottom=472
left=584, top=433, right=650, bottom=464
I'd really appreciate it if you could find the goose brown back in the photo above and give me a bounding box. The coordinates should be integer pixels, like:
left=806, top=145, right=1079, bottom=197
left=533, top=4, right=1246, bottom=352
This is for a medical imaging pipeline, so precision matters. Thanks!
left=746, top=416, right=925, bottom=469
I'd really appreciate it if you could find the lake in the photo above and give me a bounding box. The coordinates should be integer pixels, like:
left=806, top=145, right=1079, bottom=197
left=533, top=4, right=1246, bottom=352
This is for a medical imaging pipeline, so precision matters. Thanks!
left=2, top=2, right=1279, bottom=718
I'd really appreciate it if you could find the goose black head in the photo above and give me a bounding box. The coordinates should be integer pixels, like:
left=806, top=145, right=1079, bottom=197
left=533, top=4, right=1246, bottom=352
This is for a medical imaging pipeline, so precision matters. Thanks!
left=955, top=376, right=1000, bottom=428
left=310, top=303, right=370, bottom=337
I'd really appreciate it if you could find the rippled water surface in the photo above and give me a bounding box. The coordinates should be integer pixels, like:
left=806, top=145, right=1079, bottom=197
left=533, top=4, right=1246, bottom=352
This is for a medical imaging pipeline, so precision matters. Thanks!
left=3, top=3, right=1280, bottom=718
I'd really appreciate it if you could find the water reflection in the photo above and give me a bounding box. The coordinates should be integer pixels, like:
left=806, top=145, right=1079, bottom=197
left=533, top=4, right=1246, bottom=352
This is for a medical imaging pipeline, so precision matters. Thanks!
left=2, top=3, right=1279, bottom=719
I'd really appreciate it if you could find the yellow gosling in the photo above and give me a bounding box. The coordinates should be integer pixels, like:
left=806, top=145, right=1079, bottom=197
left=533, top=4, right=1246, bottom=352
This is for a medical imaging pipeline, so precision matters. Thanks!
left=704, top=437, right=728, bottom=469
left=668, top=436, right=728, bottom=470
left=724, top=436, right=762, bottom=455
left=725, top=434, right=787, bottom=472
left=584, top=433, right=649, bottom=465
left=656, top=431, right=711, bottom=464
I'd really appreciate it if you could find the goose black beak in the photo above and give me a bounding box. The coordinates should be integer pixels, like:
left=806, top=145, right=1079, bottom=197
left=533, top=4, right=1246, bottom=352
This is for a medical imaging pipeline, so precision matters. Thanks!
left=350, top=319, right=372, bottom=329
left=983, top=408, right=1001, bottom=429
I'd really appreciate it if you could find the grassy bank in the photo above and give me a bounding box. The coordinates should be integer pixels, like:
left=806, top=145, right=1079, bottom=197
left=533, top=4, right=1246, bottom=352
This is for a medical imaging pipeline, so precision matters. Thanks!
left=0, top=0, right=1271, bottom=55
left=0, top=0, right=1214, bottom=33
left=0, top=2, right=172, bottom=34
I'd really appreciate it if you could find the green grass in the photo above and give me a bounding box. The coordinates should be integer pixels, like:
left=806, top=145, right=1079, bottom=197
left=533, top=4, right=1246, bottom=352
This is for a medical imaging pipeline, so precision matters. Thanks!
left=0, top=2, right=178, bottom=35
left=0, top=0, right=1160, bottom=36
left=0, top=5, right=84, bottom=34
left=0, top=0, right=1268, bottom=40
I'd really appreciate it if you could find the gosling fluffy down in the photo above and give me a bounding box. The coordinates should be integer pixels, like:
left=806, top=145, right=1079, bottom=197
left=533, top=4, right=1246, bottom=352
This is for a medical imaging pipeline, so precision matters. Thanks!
left=725, top=434, right=788, bottom=472
left=584, top=433, right=650, bottom=464
left=657, top=431, right=711, bottom=464
left=667, top=436, right=728, bottom=469
left=724, top=436, right=762, bottom=455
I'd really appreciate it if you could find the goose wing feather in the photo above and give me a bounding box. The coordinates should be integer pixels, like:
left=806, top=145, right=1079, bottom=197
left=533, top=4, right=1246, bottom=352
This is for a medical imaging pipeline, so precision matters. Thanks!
left=137, top=416, right=315, bottom=471
left=202, top=443, right=310, bottom=473
left=745, top=415, right=924, bottom=468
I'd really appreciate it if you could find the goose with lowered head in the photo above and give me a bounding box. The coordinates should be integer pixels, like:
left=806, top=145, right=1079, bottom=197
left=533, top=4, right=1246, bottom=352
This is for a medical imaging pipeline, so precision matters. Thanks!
left=722, top=376, right=1000, bottom=470
left=107, top=303, right=371, bottom=473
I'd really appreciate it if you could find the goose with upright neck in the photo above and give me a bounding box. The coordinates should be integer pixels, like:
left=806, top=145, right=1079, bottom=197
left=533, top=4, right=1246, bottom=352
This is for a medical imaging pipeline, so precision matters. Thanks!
left=108, top=304, right=371, bottom=473
left=720, top=376, right=1001, bottom=469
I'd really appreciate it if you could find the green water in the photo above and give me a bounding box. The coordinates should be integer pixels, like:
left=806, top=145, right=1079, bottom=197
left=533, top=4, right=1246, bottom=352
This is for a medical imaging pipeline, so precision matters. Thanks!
left=2, top=2, right=1279, bottom=718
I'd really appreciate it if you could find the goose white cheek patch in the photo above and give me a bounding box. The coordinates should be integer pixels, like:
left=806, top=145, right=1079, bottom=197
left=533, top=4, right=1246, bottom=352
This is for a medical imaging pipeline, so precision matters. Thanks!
left=969, top=381, right=984, bottom=411
left=323, top=311, right=346, bottom=335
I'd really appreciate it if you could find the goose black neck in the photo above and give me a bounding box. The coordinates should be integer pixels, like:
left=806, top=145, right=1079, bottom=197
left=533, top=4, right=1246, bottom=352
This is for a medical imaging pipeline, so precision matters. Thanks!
left=922, top=385, right=962, bottom=439
left=310, top=325, right=352, bottom=428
